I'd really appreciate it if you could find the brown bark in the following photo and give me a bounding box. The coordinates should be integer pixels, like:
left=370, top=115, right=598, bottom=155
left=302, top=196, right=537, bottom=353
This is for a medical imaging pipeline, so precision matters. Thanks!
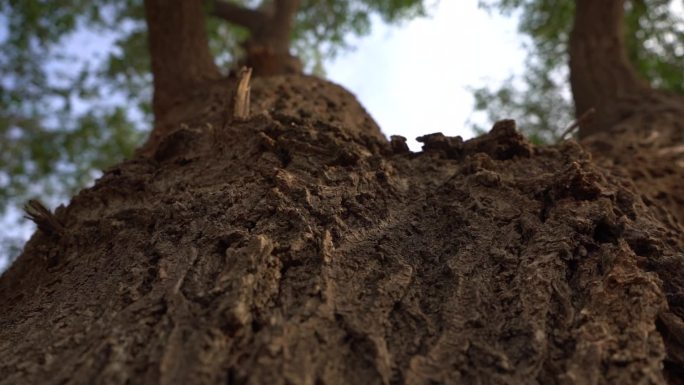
left=1, top=0, right=684, bottom=384
left=2, top=76, right=682, bottom=384
left=571, top=2, right=684, bottom=381
left=570, top=0, right=684, bottom=230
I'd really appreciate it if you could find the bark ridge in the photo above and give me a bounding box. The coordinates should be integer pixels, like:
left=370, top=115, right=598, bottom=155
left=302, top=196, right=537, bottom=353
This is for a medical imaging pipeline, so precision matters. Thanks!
left=0, top=76, right=683, bottom=385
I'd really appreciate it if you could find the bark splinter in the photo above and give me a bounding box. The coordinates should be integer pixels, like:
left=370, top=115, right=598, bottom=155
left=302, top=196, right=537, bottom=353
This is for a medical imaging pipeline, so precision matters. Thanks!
left=23, top=199, right=64, bottom=237
left=233, top=67, right=253, bottom=120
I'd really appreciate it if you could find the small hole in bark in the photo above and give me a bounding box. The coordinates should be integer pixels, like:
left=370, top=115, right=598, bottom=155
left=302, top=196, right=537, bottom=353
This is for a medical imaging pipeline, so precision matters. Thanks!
left=251, top=319, right=262, bottom=333
left=627, top=237, right=659, bottom=258
left=593, top=220, right=621, bottom=244
left=216, top=232, right=246, bottom=253
left=276, top=147, right=292, bottom=167
left=565, top=258, right=579, bottom=282
left=227, top=367, right=247, bottom=385
left=536, top=189, right=553, bottom=223
left=334, top=149, right=359, bottom=167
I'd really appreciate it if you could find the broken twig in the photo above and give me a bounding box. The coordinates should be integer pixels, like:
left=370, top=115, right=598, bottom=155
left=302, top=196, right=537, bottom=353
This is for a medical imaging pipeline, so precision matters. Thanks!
left=24, top=199, right=65, bottom=237
left=233, top=67, right=253, bottom=120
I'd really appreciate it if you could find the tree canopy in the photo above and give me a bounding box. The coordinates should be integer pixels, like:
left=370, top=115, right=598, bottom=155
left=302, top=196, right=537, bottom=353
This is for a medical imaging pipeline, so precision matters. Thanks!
left=471, top=0, right=684, bottom=143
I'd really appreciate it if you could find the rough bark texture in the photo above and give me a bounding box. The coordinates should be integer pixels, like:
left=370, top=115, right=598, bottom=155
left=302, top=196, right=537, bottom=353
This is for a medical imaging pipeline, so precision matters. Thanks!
left=569, top=4, right=684, bottom=379
left=1, top=75, right=683, bottom=384
left=1, top=0, right=684, bottom=384
left=579, top=83, right=684, bottom=385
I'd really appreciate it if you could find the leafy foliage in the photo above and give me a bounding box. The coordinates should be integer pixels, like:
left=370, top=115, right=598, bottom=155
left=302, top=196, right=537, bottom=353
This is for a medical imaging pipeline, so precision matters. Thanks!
left=471, top=0, right=684, bottom=142
left=0, top=0, right=148, bottom=208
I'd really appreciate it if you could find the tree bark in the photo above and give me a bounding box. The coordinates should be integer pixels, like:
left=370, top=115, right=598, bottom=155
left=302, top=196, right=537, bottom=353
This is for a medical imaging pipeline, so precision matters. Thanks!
left=570, top=2, right=684, bottom=381
left=570, top=0, right=684, bottom=236
left=1, top=1, right=684, bottom=384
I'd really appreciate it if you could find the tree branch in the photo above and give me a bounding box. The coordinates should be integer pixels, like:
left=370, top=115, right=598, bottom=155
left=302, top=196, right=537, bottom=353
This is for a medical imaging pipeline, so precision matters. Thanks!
left=210, top=0, right=302, bottom=76
left=211, top=0, right=269, bottom=33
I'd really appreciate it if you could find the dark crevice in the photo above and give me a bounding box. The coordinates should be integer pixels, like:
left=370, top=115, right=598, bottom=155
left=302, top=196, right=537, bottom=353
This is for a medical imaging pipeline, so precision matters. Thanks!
left=276, top=146, right=292, bottom=167
left=592, top=219, right=622, bottom=244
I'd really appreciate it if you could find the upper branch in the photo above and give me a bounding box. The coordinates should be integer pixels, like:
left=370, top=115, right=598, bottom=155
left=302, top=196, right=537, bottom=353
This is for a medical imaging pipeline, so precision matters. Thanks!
left=211, top=0, right=269, bottom=33
left=269, top=0, right=301, bottom=52
left=209, top=0, right=303, bottom=76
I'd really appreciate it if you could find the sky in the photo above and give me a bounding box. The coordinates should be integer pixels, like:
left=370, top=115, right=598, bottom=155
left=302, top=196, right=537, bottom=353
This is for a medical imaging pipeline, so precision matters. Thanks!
left=325, top=1, right=525, bottom=150
left=0, top=1, right=526, bottom=272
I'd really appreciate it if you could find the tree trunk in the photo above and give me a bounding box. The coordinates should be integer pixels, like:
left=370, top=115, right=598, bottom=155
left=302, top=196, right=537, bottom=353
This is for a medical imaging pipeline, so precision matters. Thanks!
left=570, top=0, right=684, bottom=261
left=570, top=0, right=684, bottom=249
left=570, top=2, right=684, bottom=382
left=144, top=0, right=222, bottom=150
left=1, top=1, right=684, bottom=385
left=569, top=0, right=650, bottom=138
